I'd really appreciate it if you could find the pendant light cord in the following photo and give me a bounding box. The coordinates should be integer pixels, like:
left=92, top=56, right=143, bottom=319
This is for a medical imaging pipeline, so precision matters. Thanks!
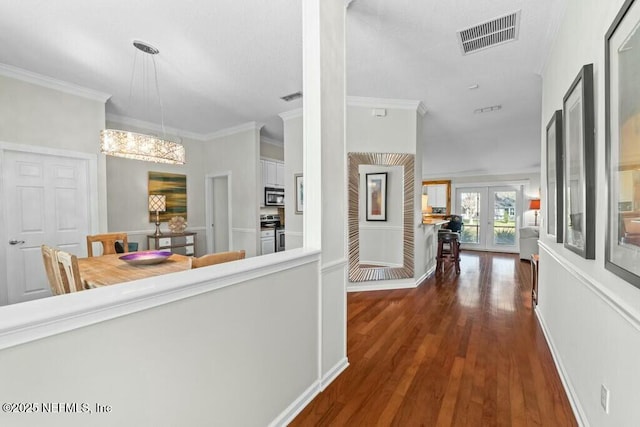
left=150, top=55, right=167, bottom=138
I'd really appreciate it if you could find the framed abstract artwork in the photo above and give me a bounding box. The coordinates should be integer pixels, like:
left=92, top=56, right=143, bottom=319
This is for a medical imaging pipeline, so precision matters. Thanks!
left=605, top=0, right=640, bottom=287
left=562, top=64, right=595, bottom=259
left=148, top=171, right=187, bottom=222
left=365, top=172, right=387, bottom=221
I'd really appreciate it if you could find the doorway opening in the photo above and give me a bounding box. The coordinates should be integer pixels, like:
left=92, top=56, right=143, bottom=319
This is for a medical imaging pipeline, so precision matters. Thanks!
left=205, top=172, right=233, bottom=254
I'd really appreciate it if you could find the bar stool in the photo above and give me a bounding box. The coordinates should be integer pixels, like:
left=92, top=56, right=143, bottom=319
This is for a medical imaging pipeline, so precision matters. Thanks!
left=437, top=231, right=461, bottom=274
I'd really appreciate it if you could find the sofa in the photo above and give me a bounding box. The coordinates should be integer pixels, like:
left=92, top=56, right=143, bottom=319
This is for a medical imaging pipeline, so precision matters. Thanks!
left=519, top=226, right=539, bottom=260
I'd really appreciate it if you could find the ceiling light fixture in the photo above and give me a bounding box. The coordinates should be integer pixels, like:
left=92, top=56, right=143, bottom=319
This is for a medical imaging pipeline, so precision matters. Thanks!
left=474, top=105, right=502, bottom=114
left=100, top=40, right=185, bottom=165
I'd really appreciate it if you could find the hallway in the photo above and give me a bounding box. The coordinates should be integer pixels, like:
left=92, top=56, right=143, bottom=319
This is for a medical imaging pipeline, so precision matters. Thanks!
left=292, top=252, right=577, bottom=426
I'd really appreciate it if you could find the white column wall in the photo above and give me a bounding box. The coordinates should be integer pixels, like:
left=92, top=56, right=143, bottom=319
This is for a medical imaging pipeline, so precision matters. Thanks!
left=302, top=0, right=348, bottom=386
left=539, top=0, right=640, bottom=425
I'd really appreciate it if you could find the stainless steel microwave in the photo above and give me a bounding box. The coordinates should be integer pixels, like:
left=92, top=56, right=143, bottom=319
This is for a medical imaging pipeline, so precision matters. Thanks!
left=265, top=187, right=284, bottom=206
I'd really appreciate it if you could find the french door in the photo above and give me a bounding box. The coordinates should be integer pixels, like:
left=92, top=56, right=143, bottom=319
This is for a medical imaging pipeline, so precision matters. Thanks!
left=455, top=185, right=522, bottom=252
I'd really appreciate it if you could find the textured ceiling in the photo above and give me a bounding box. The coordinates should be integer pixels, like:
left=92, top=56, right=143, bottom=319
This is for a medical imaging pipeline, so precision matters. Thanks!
left=0, top=0, right=565, bottom=176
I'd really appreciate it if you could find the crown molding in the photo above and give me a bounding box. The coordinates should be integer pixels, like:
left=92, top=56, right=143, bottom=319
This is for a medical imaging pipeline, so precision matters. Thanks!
left=421, top=166, right=540, bottom=180
left=347, top=96, right=426, bottom=115
left=261, top=136, right=284, bottom=147
left=278, top=108, right=303, bottom=121
left=0, top=63, right=111, bottom=103
left=203, top=121, right=265, bottom=141
left=106, top=113, right=205, bottom=142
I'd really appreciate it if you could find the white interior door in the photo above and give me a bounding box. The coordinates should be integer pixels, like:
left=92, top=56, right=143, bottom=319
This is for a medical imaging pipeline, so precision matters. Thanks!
left=456, top=184, right=522, bottom=253
left=2, top=150, right=90, bottom=305
left=205, top=173, right=232, bottom=254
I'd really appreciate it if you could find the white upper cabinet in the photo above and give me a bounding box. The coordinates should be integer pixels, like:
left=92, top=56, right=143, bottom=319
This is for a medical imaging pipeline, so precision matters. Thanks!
left=261, top=159, right=284, bottom=189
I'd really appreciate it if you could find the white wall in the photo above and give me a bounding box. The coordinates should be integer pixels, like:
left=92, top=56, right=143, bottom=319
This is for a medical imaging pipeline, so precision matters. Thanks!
left=347, top=105, right=416, bottom=153
left=347, top=103, right=432, bottom=288
left=203, top=126, right=261, bottom=258
left=284, top=102, right=431, bottom=288
left=281, top=111, right=304, bottom=249
left=0, top=73, right=108, bottom=230
left=539, top=0, right=640, bottom=425
left=105, top=119, right=207, bottom=255
left=0, top=252, right=321, bottom=427
left=261, top=139, right=284, bottom=161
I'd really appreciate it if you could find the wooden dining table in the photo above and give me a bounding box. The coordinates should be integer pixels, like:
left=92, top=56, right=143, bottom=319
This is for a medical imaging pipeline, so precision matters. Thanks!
left=77, top=252, right=192, bottom=288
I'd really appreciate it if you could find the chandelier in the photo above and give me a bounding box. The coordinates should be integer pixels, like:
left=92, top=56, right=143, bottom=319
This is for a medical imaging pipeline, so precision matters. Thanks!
left=100, top=41, right=186, bottom=165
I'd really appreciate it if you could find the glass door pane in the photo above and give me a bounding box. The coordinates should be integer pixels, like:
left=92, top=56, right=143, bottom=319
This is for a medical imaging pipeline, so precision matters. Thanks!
left=458, top=188, right=484, bottom=247
left=490, top=189, right=518, bottom=250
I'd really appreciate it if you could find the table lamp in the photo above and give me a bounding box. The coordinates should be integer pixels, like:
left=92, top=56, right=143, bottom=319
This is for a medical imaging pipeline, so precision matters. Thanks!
left=529, top=198, right=541, bottom=226
left=149, top=194, right=166, bottom=236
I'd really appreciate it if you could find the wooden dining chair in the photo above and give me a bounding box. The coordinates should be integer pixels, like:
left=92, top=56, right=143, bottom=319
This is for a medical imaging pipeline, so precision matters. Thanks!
left=41, top=245, right=66, bottom=295
left=191, top=250, right=246, bottom=269
left=86, top=232, right=129, bottom=257
left=56, top=250, right=85, bottom=292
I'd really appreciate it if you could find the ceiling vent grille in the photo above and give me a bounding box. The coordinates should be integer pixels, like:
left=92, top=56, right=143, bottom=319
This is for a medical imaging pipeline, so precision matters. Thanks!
left=457, top=11, right=521, bottom=55
left=280, top=91, right=303, bottom=102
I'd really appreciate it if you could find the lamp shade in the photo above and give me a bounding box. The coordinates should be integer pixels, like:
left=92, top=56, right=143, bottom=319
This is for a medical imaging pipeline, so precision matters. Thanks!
left=149, top=194, right=166, bottom=212
left=529, top=199, right=541, bottom=210
left=422, top=194, right=429, bottom=214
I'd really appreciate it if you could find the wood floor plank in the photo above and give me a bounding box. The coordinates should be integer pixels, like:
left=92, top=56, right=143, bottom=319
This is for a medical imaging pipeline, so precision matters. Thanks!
left=291, top=252, right=577, bottom=426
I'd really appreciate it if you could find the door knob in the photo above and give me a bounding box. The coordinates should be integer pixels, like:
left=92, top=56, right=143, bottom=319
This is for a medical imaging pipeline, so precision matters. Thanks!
left=9, top=240, right=25, bottom=245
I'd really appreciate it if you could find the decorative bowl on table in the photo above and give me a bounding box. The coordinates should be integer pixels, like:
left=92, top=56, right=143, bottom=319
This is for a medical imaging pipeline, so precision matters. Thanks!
left=168, top=216, right=187, bottom=233
left=119, top=250, right=173, bottom=265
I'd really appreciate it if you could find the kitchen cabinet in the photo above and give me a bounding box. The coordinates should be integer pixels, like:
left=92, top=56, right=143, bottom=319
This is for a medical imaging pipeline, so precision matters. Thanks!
left=260, top=229, right=275, bottom=255
left=427, top=185, right=447, bottom=210
left=261, top=159, right=284, bottom=189
left=147, top=232, right=197, bottom=256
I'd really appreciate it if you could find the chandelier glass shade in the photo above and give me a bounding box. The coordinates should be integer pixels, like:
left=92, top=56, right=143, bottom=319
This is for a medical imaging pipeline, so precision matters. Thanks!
left=101, top=40, right=185, bottom=165
left=100, top=129, right=185, bottom=165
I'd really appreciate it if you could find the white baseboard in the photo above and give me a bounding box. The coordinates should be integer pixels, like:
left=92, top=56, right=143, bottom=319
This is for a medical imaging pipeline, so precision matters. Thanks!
left=416, top=264, right=435, bottom=287
left=535, top=309, right=588, bottom=426
left=346, top=265, right=434, bottom=292
left=347, top=278, right=418, bottom=292
left=269, top=380, right=321, bottom=427
left=321, top=357, right=349, bottom=390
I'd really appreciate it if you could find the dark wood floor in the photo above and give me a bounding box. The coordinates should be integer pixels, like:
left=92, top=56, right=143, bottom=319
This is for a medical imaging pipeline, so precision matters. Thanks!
left=292, top=251, right=577, bottom=426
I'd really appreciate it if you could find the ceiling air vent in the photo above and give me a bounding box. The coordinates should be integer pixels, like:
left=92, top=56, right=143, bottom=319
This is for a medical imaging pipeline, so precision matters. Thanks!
left=280, top=91, right=303, bottom=102
left=457, top=11, right=521, bottom=55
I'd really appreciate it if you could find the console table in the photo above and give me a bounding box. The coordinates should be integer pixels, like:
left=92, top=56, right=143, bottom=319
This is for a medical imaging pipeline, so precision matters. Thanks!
left=147, top=232, right=197, bottom=256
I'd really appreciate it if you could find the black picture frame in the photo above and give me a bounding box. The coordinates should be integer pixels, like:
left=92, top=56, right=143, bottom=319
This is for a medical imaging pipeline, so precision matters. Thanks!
left=562, top=64, right=595, bottom=259
left=365, top=172, right=387, bottom=221
left=546, top=110, right=563, bottom=242
left=605, top=0, right=640, bottom=288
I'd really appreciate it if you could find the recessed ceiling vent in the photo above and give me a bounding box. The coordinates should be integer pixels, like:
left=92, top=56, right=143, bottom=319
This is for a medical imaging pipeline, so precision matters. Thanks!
left=280, top=91, right=303, bottom=102
left=457, top=11, right=521, bottom=55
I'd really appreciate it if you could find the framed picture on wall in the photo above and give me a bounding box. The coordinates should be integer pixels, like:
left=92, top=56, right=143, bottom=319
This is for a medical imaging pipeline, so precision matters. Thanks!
left=365, top=172, right=387, bottom=221
left=148, top=171, right=187, bottom=222
left=605, top=0, right=640, bottom=288
left=294, top=173, right=303, bottom=214
left=546, top=110, right=563, bottom=242
left=562, top=63, right=595, bottom=259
